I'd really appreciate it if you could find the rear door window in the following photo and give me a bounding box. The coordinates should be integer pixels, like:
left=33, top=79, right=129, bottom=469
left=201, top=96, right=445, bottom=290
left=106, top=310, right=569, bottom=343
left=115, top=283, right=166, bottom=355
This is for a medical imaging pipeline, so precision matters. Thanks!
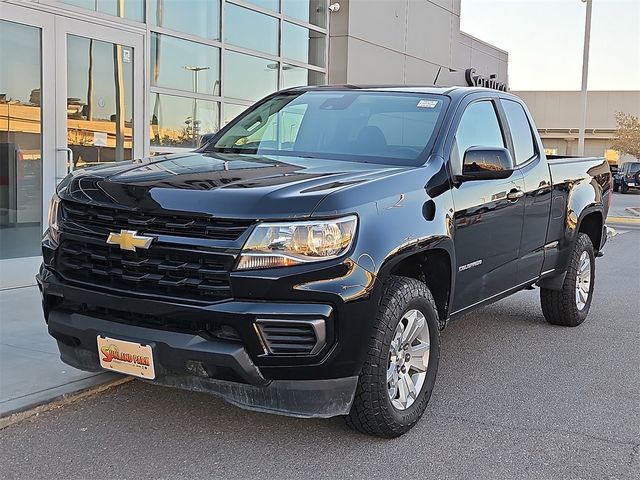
left=501, top=99, right=536, bottom=165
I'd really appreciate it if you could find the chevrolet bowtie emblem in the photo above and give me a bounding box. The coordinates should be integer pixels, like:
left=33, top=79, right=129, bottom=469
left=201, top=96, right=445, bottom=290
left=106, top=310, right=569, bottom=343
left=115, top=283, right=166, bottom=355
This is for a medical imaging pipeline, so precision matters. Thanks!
left=106, top=230, right=153, bottom=252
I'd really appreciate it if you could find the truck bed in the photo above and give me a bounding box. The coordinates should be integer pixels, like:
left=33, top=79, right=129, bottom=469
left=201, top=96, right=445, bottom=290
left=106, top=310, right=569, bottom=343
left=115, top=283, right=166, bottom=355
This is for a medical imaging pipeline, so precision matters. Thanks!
left=546, top=155, right=606, bottom=165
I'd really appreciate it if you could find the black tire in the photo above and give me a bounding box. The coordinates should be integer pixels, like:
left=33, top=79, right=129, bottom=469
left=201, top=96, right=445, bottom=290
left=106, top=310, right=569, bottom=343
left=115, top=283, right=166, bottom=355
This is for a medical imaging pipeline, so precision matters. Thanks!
left=346, top=276, right=440, bottom=437
left=620, top=182, right=628, bottom=194
left=540, top=233, right=595, bottom=327
left=613, top=182, right=619, bottom=193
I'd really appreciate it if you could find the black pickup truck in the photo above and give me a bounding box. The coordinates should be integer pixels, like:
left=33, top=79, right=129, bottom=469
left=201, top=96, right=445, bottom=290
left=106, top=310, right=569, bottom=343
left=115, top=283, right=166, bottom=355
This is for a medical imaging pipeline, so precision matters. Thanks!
left=39, top=86, right=611, bottom=437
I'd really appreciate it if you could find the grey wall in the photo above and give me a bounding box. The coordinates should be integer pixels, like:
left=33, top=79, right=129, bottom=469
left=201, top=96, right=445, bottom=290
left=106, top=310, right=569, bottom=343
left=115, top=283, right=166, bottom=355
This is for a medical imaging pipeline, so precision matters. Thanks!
left=328, top=0, right=508, bottom=87
left=514, top=91, right=640, bottom=160
left=450, top=32, right=508, bottom=86
left=514, top=91, right=640, bottom=129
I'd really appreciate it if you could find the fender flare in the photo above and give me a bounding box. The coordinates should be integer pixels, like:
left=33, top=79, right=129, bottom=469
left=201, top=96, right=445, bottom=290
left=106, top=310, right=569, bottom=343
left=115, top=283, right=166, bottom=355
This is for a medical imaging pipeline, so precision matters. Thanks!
left=538, top=205, right=603, bottom=291
left=374, top=235, right=456, bottom=322
left=376, top=235, right=454, bottom=280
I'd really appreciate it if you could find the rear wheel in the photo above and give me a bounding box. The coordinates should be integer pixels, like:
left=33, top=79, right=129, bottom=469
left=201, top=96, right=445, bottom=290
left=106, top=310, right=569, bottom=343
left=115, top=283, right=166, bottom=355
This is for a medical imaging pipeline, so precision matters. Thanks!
left=346, top=276, right=440, bottom=437
left=540, top=233, right=595, bottom=327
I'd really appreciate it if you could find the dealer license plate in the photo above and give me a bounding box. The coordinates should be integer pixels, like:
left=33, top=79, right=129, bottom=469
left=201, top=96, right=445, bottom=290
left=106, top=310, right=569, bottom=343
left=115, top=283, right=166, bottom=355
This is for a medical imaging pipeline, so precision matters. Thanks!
left=97, top=336, right=156, bottom=379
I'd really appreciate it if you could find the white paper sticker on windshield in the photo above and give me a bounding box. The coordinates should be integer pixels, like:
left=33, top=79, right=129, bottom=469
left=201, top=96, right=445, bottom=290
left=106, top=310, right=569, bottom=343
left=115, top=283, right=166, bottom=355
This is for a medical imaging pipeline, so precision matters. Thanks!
left=417, top=99, right=439, bottom=108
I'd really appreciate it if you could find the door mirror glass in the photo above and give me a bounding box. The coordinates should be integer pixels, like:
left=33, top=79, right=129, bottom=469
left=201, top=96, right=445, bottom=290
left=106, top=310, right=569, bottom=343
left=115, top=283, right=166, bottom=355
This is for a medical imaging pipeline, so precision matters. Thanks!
left=459, top=146, right=514, bottom=181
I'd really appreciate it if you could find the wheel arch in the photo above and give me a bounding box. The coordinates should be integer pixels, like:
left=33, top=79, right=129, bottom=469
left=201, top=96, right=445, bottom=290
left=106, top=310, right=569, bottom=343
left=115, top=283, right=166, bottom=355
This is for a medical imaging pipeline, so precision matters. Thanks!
left=538, top=207, right=603, bottom=291
left=578, top=209, right=604, bottom=252
left=378, top=240, right=454, bottom=327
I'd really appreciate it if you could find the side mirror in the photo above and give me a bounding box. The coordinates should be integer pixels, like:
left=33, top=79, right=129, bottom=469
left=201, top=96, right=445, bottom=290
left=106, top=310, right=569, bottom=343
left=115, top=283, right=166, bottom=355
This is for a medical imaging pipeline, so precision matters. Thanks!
left=198, top=132, right=217, bottom=149
left=458, top=146, right=514, bottom=181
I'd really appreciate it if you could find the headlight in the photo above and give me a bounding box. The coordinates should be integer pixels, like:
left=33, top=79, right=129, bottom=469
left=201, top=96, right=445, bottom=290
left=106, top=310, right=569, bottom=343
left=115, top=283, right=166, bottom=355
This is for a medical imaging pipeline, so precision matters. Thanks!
left=236, top=216, right=357, bottom=270
left=47, top=193, right=61, bottom=232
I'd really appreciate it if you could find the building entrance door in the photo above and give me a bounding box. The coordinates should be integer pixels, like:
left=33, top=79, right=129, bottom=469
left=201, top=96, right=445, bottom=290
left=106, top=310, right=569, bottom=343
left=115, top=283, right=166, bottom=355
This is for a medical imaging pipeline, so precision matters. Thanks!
left=55, top=17, right=144, bottom=183
left=0, top=4, right=144, bottom=289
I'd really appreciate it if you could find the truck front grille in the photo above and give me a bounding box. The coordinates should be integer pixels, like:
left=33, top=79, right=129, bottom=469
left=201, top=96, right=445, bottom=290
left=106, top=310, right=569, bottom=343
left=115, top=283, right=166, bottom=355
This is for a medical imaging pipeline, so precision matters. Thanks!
left=56, top=239, right=234, bottom=303
left=61, top=200, right=253, bottom=241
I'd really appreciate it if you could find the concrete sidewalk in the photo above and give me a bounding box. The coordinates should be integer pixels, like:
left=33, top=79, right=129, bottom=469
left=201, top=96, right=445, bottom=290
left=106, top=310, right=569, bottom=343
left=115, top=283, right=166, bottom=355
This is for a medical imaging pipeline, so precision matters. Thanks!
left=0, top=286, right=116, bottom=417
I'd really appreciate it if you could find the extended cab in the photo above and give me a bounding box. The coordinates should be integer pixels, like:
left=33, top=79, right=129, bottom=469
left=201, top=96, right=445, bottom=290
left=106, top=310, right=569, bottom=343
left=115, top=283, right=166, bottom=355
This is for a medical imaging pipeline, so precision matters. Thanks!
left=39, top=86, right=611, bottom=437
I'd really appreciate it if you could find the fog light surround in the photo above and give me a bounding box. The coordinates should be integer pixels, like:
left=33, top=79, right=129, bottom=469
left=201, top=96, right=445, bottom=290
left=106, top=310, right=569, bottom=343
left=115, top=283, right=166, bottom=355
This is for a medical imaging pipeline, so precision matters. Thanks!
left=254, top=318, right=326, bottom=355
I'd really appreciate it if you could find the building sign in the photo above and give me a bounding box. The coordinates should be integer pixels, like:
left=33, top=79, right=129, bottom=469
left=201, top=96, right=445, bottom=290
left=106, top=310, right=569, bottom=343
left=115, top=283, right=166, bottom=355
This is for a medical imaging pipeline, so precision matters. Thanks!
left=465, top=68, right=507, bottom=91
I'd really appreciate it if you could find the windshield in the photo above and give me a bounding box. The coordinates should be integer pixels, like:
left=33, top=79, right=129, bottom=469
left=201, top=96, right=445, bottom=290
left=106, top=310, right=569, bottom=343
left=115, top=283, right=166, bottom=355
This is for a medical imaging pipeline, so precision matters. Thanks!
left=628, top=163, right=640, bottom=173
left=209, top=90, right=448, bottom=166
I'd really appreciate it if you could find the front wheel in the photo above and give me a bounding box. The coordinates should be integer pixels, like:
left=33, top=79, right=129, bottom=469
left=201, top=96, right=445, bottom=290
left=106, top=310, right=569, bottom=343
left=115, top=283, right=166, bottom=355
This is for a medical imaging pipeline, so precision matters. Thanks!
left=620, top=182, right=629, bottom=194
left=346, top=276, right=440, bottom=437
left=540, top=233, right=595, bottom=327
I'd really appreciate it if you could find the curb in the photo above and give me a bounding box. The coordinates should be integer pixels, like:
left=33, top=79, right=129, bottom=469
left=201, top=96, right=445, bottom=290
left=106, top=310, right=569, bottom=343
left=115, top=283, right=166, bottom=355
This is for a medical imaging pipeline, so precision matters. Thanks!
left=0, top=376, right=133, bottom=430
left=606, top=216, right=640, bottom=225
left=625, top=207, right=640, bottom=217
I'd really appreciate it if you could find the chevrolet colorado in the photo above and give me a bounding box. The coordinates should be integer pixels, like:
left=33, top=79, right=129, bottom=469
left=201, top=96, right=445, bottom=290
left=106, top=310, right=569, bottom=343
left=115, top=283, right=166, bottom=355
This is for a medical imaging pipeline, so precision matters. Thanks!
left=38, top=86, right=611, bottom=437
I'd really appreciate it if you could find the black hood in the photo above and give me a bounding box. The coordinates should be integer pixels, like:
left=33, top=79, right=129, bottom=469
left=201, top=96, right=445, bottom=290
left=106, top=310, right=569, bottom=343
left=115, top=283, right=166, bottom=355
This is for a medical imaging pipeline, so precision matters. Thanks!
left=59, top=152, right=410, bottom=219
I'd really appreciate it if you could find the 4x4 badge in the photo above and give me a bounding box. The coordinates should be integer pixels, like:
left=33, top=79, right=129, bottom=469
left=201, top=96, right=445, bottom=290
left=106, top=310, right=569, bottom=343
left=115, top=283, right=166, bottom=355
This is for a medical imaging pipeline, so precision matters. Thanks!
left=106, top=230, right=153, bottom=252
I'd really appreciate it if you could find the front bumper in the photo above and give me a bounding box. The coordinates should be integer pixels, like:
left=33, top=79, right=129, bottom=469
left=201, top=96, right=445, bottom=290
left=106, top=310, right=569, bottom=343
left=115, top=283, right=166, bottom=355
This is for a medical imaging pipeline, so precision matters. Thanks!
left=48, top=308, right=356, bottom=418
left=38, top=266, right=372, bottom=417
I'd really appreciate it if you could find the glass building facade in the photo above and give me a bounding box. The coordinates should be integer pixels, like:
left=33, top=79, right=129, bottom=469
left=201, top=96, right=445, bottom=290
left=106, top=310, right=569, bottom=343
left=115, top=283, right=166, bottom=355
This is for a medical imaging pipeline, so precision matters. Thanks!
left=62, top=0, right=329, bottom=152
left=0, top=0, right=327, bottom=276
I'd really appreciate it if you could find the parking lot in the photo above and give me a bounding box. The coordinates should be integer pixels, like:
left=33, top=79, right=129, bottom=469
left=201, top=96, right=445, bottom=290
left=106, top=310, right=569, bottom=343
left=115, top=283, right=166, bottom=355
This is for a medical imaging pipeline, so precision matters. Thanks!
left=1, top=211, right=638, bottom=479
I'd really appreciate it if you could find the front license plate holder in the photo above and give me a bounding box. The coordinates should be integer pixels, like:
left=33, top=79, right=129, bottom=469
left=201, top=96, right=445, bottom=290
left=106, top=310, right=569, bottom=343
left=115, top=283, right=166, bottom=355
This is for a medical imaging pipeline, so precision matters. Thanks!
left=97, top=335, right=156, bottom=379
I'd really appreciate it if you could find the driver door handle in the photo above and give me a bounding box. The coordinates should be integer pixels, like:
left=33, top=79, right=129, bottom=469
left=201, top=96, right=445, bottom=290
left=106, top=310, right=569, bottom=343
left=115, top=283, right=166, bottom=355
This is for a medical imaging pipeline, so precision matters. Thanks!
left=507, top=189, right=525, bottom=201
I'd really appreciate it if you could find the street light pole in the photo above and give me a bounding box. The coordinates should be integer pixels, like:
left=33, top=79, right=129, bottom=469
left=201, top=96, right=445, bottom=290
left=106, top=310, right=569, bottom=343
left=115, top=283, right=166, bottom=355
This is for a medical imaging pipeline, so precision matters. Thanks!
left=578, top=0, right=593, bottom=156
left=183, top=66, right=210, bottom=142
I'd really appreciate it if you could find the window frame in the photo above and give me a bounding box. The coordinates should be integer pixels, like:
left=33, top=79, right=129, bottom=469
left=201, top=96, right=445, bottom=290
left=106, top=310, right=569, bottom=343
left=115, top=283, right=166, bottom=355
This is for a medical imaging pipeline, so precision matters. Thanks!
left=207, top=89, right=452, bottom=166
left=149, top=92, right=221, bottom=150
left=149, top=32, right=221, bottom=96
left=224, top=2, right=280, bottom=56
left=499, top=98, right=539, bottom=167
left=450, top=98, right=509, bottom=176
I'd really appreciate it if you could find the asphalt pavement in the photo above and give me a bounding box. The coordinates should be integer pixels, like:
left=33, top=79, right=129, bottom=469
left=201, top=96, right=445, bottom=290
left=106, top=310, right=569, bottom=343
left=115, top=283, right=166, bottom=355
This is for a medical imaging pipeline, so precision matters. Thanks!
left=1, top=221, right=638, bottom=479
left=609, top=189, right=640, bottom=219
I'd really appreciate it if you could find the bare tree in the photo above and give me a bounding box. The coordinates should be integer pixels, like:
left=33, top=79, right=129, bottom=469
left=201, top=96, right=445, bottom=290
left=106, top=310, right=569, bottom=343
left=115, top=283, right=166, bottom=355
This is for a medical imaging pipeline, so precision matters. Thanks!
left=611, top=112, right=640, bottom=159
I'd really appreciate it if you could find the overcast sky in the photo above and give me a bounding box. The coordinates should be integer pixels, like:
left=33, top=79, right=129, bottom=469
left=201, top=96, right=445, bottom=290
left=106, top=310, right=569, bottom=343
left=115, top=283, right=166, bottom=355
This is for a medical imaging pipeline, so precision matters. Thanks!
left=460, top=0, right=640, bottom=91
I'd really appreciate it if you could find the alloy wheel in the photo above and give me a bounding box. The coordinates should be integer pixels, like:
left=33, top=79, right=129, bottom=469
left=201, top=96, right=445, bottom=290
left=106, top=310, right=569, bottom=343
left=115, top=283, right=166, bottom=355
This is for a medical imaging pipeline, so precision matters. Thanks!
left=575, top=251, right=591, bottom=310
left=387, top=309, right=430, bottom=410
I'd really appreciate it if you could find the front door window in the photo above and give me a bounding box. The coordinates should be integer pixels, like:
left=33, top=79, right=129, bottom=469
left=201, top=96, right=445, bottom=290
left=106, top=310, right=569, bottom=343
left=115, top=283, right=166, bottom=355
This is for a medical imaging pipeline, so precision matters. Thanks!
left=451, top=100, right=506, bottom=176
